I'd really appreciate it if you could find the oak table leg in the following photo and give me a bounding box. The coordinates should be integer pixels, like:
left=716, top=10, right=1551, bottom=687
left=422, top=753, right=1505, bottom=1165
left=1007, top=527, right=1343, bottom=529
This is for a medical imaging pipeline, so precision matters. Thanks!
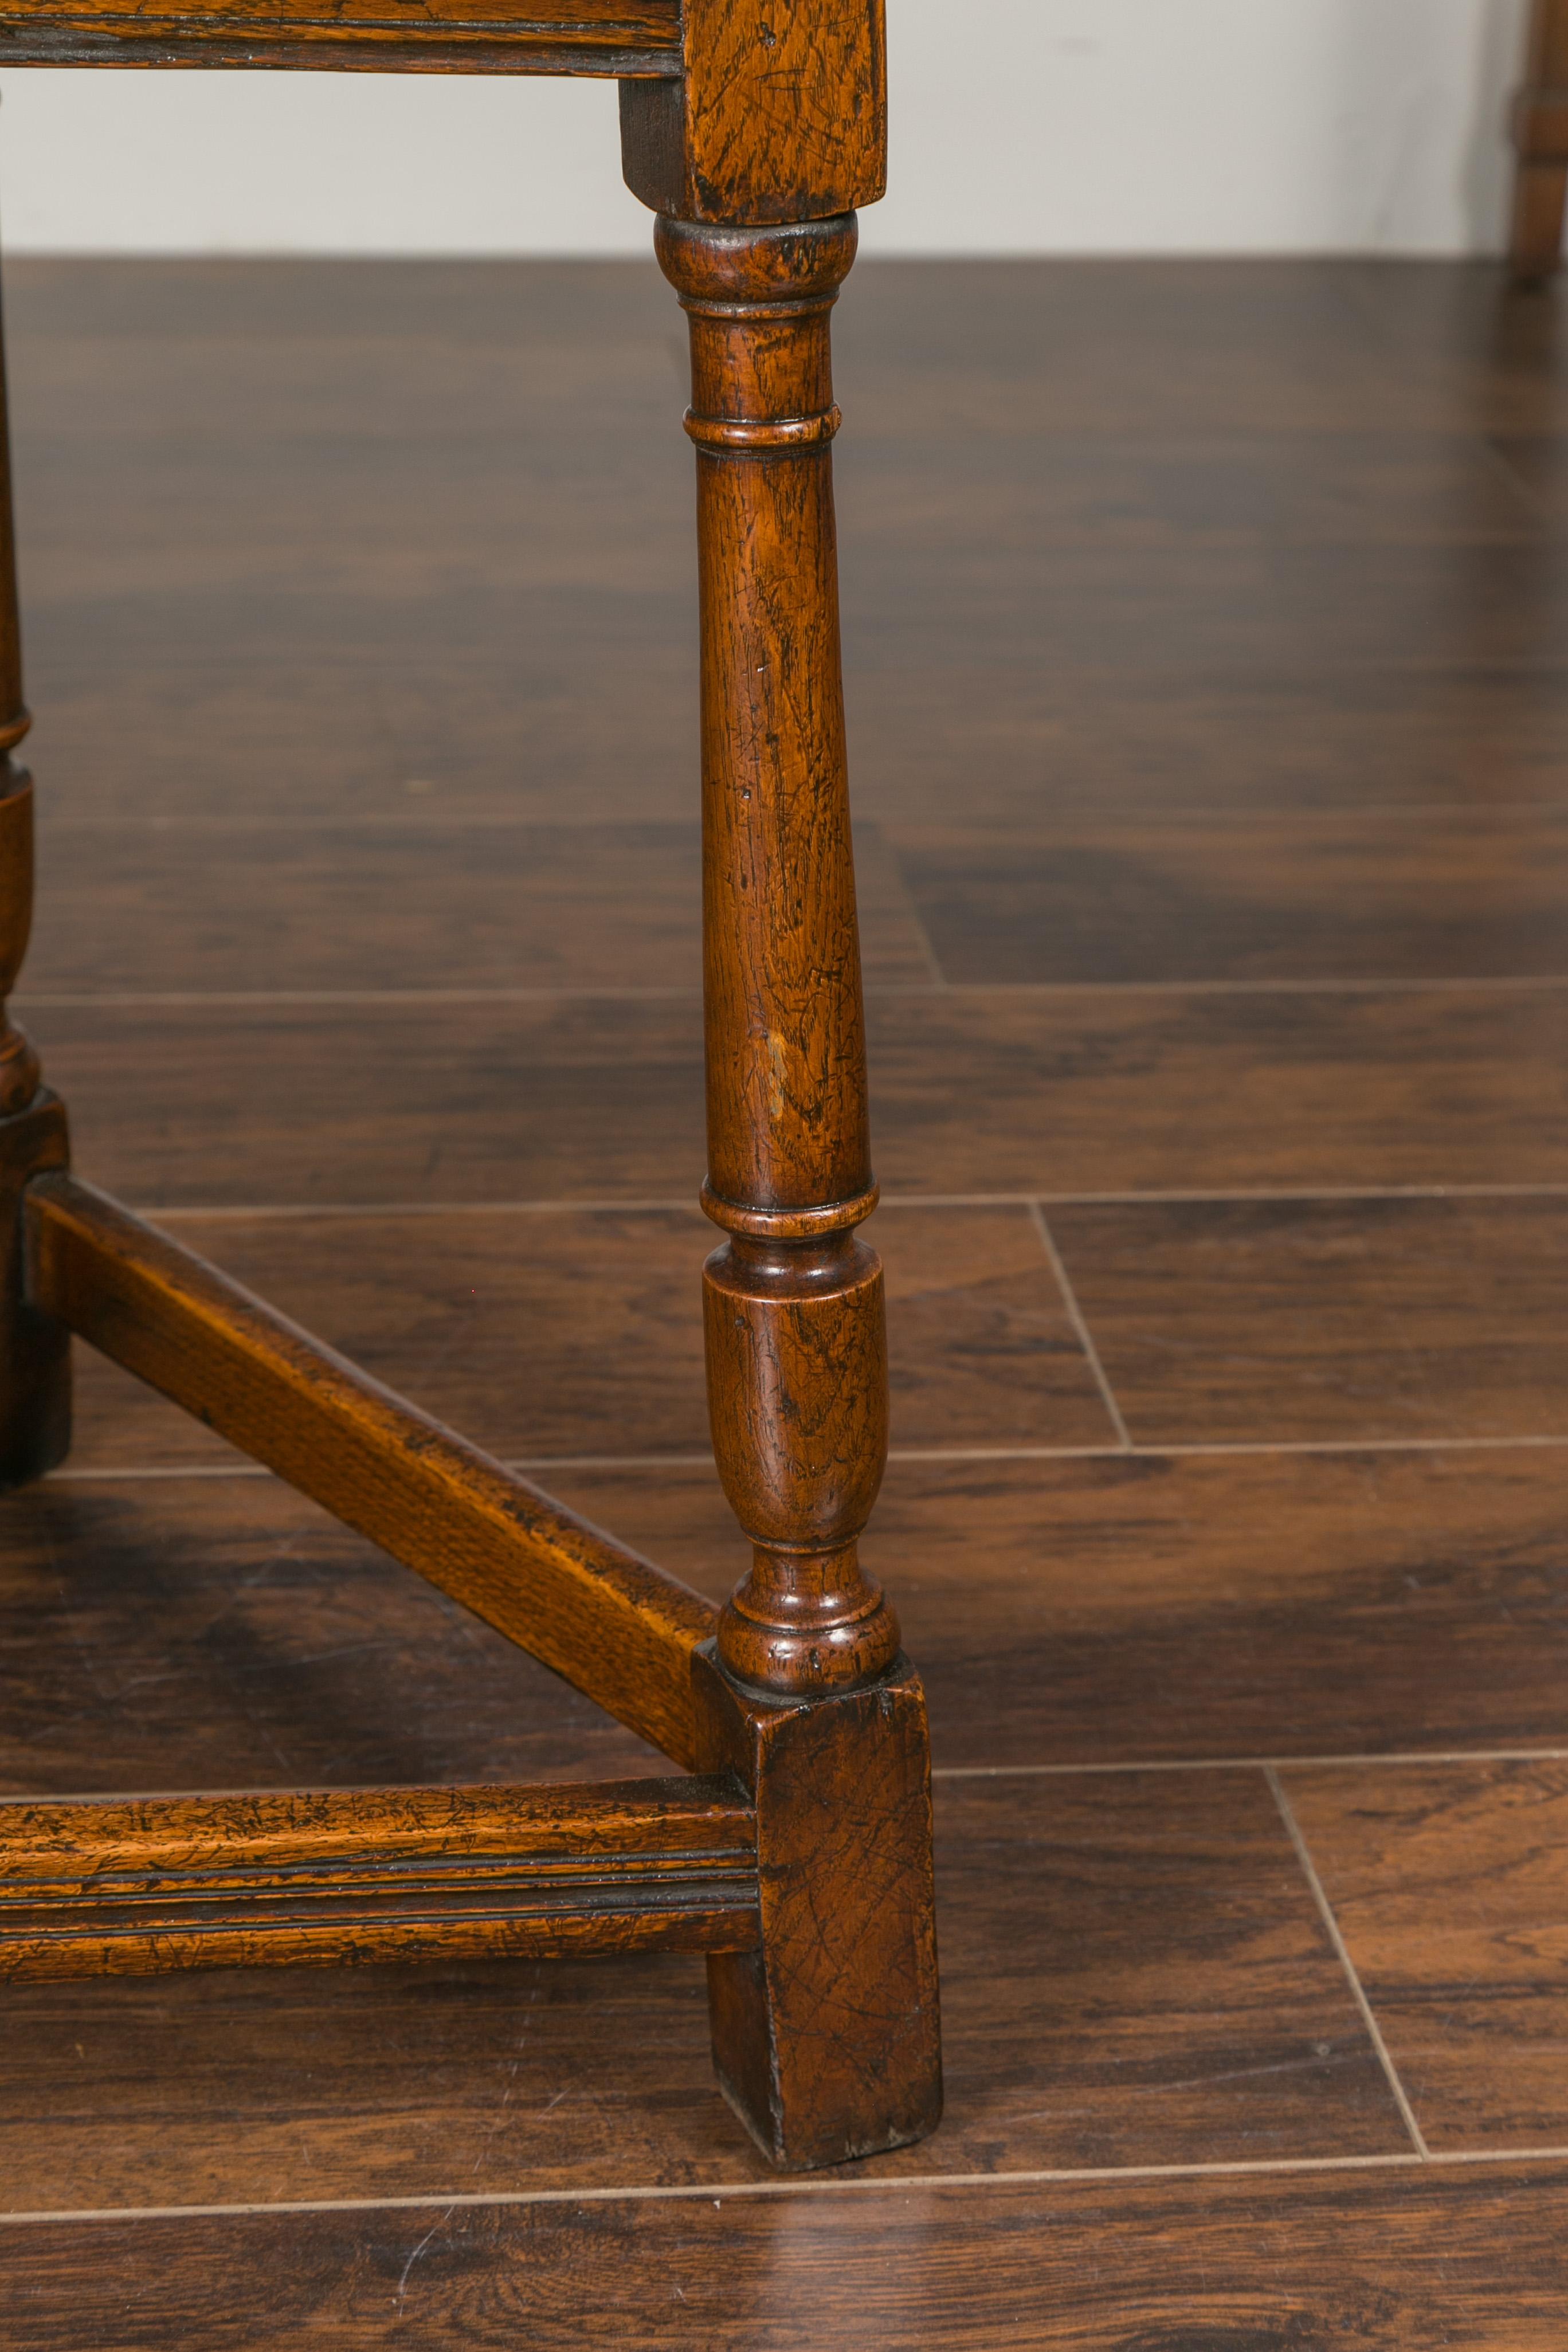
left=1512, top=0, right=1568, bottom=280
left=658, top=211, right=942, bottom=2169
left=0, top=248, right=70, bottom=1487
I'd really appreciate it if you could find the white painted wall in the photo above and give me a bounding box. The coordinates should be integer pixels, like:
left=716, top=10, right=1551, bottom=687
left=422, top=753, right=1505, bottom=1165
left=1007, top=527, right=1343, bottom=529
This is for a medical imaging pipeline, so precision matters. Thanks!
left=0, top=0, right=1536, bottom=256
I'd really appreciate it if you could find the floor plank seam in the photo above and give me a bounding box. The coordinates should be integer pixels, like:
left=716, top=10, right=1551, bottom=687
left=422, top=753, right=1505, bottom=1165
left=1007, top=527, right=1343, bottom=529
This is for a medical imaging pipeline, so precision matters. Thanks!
left=40, top=799, right=1568, bottom=833
left=31, top=973, right=1568, bottom=1010
left=85, top=1184, right=1568, bottom=1222
left=1264, top=1765, right=1430, bottom=2159
left=10, top=2146, right=1568, bottom=2232
left=936, top=1747, right=1568, bottom=1778
left=42, top=1432, right=1568, bottom=1483
left=1028, top=1202, right=1133, bottom=1449
left=899, top=890, right=952, bottom=992
left=17, top=1750, right=1559, bottom=1809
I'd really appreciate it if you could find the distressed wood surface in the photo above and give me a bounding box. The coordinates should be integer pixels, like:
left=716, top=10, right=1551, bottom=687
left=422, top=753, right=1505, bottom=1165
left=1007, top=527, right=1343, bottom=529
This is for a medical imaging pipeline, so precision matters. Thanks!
left=659, top=212, right=900, bottom=1703
left=25, top=1173, right=718, bottom=1767
left=0, top=1776, right=758, bottom=1981
left=622, top=0, right=884, bottom=225
left=695, top=1651, right=942, bottom=2169
left=0, top=0, right=680, bottom=75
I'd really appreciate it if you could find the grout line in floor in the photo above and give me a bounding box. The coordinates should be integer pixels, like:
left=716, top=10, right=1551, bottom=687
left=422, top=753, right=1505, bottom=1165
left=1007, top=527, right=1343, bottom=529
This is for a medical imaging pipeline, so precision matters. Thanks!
left=937, top=976, right=1568, bottom=997
left=42, top=1431, right=1568, bottom=1483
left=1480, top=434, right=1550, bottom=520
left=1028, top=1201, right=1133, bottom=1449
left=1265, top=1765, right=1430, bottom=2160
left=34, top=799, right=1568, bottom=836
left=13, top=1750, right=1563, bottom=1808
left=939, top=1429, right=1561, bottom=1465
left=91, top=1183, right=1568, bottom=1224
left=8, top=2145, right=1568, bottom=2232
left=26, top=973, right=1568, bottom=1008
left=893, top=885, right=951, bottom=993
left=130, top=1199, right=706, bottom=1222
left=14, top=988, right=705, bottom=1008
left=936, top=1747, right=1568, bottom=1779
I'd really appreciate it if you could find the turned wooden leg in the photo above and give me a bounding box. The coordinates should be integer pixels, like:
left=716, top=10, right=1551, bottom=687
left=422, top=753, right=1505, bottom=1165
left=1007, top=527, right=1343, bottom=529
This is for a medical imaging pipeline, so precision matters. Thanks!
left=658, top=211, right=941, bottom=2169
left=1512, top=0, right=1568, bottom=280
left=0, top=252, right=70, bottom=1487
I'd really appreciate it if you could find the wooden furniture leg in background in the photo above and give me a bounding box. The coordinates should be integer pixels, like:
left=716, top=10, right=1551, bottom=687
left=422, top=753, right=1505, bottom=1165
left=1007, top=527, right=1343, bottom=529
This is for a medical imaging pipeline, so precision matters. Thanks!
left=658, top=212, right=942, bottom=2169
left=1512, top=0, right=1568, bottom=279
left=0, top=254, right=70, bottom=1488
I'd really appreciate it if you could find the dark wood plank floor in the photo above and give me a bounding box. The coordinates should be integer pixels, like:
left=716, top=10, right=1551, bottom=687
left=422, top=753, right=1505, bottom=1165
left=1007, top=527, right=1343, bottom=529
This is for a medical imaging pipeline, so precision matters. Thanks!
left=6, top=254, right=1568, bottom=2344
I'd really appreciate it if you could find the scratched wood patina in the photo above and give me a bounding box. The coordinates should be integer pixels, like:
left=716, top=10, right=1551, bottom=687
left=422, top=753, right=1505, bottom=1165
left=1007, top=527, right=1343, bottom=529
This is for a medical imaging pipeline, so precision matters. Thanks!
left=0, top=1779, right=761, bottom=1978
left=0, top=0, right=683, bottom=76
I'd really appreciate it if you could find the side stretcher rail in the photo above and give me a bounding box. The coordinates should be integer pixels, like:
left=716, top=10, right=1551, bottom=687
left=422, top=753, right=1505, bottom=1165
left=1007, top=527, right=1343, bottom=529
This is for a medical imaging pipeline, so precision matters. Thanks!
left=0, top=1777, right=759, bottom=1981
left=24, top=1170, right=718, bottom=1771
left=0, top=0, right=683, bottom=76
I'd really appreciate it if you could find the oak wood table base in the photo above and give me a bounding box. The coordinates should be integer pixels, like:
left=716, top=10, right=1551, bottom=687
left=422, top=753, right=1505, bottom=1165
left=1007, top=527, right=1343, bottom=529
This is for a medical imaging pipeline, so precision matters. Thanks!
left=0, top=0, right=942, bottom=2176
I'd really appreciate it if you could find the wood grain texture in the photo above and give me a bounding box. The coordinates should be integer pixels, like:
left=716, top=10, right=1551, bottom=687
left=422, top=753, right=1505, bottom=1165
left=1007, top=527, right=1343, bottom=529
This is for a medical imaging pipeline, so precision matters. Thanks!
left=10, top=242, right=1568, bottom=2312
left=0, top=1777, right=758, bottom=1982
left=695, top=1652, right=942, bottom=2168
left=27, top=817, right=935, bottom=993
left=1284, top=1758, right=1568, bottom=2152
left=23, top=1440, right=1566, bottom=1797
left=656, top=214, right=900, bottom=1699
left=6, top=2167, right=1568, bottom=2348
left=26, top=1437, right=1568, bottom=1788
left=622, top=0, right=884, bottom=225
left=0, top=1773, right=1400, bottom=2210
left=11, top=260, right=1568, bottom=834
left=67, top=526, right=1565, bottom=691
left=844, top=664, right=1568, bottom=824
left=892, top=811, right=1568, bottom=986
left=33, top=985, right=1568, bottom=1209
left=60, top=1202, right=1115, bottom=1472
left=1048, top=1194, right=1568, bottom=1447
left=0, top=0, right=681, bottom=75
left=0, top=1475, right=661, bottom=1797
left=549, top=1447, right=1568, bottom=1770
left=842, top=431, right=1541, bottom=554
left=26, top=1175, right=717, bottom=1767
left=832, top=255, right=1568, bottom=440
left=644, top=213, right=937, bottom=2161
